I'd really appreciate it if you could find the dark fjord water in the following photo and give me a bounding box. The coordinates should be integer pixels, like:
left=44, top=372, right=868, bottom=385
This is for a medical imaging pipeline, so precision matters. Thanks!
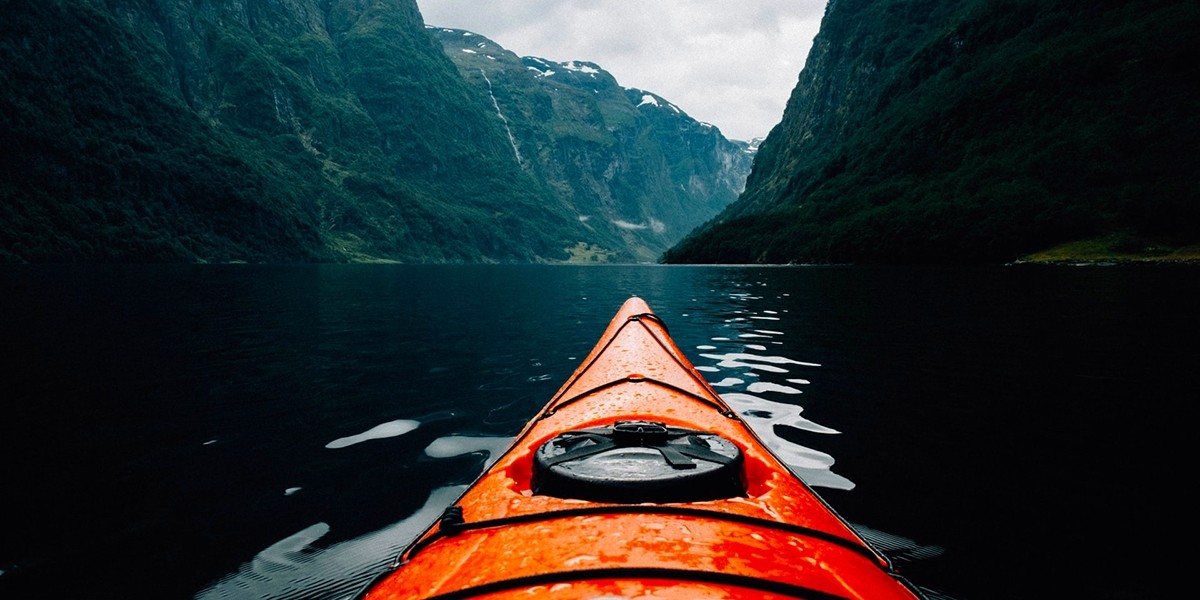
left=1, top=264, right=1192, bottom=600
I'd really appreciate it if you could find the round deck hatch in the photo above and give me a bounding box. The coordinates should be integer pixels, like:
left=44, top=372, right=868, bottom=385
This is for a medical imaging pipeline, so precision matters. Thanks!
left=532, top=421, right=744, bottom=503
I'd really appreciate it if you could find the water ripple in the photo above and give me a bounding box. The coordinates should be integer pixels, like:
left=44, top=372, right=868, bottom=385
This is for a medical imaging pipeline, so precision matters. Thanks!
left=195, top=486, right=466, bottom=600
left=695, top=291, right=854, bottom=490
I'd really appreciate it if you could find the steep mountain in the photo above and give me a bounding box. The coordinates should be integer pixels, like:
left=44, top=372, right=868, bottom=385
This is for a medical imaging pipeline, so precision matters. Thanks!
left=1, top=0, right=604, bottom=263
left=664, top=0, right=1199, bottom=264
left=428, top=27, right=754, bottom=262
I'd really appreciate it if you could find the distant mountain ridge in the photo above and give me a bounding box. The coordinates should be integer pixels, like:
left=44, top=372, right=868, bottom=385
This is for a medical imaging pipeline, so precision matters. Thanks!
left=0, top=0, right=749, bottom=263
left=665, top=0, right=1199, bottom=264
left=428, top=27, right=753, bottom=262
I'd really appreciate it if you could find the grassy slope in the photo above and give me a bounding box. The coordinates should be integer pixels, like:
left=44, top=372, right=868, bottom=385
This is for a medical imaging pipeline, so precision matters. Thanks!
left=1016, top=235, right=1200, bottom=264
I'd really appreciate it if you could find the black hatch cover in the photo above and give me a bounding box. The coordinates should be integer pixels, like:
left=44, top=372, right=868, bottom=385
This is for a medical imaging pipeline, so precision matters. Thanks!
left=532, top=420, right=744, bottom=503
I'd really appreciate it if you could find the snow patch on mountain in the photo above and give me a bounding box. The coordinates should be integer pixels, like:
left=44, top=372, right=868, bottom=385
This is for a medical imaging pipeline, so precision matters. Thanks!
left=630, top=89, right=681, bottom=114
left=562, top=61, right=600, bottom=75
left=523, top=57, right=558, bottom=78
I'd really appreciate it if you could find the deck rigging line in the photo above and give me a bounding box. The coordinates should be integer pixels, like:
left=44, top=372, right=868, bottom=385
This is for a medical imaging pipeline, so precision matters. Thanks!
left=542, top=312, right=737, bottom=418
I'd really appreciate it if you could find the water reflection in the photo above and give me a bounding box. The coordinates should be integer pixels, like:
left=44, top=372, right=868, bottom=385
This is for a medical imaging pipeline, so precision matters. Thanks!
left=198, top=424, right=513, bottom=600
left=423, top=435, right=512, bottom=463
left=324, top=419, right=420, bottom=449
left=690, top=288, right=855, bottom=491
left=196, top=486, right=466, bottom=600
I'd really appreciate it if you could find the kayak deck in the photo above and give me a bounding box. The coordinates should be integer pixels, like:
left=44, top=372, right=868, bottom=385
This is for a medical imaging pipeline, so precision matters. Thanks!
left=360, top=297, right=923, bottom=599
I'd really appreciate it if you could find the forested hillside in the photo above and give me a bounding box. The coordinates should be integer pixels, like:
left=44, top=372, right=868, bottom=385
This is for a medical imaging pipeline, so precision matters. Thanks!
left=2, top=0, right=747, bottom=263
left=664, top=0, right=1199, bottom=264
left=3, top=0, right=591, bottom=262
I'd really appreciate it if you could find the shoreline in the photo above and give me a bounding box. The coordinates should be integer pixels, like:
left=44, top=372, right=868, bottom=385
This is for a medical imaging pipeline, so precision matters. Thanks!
left=1012, top=239, right=1200, bottom=266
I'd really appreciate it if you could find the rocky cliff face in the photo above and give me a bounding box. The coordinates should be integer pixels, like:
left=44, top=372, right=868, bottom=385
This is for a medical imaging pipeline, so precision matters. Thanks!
left=665, top=0, right=1199, bottom=264
left=2, top=0, right=748, bottom=263
left=429, top=28, right=753, bottom=262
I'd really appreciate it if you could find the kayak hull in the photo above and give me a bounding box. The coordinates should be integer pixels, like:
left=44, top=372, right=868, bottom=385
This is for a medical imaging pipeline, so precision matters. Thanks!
left=361, top=297, right=922, bottom=599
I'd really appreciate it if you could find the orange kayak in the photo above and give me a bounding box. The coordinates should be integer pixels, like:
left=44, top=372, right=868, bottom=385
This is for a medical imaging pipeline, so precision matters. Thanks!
left=357, top=297, right=925, bottom=599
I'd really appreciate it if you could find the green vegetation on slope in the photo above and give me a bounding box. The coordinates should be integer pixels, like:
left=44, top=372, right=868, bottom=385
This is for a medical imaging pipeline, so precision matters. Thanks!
left=0, top=0, right=327, bottom=262
left=1017, top=234, right=1200, bottom=264
left=664, top=0, right=1199, bottom=264
left=1, top=0, right=589, bottom=263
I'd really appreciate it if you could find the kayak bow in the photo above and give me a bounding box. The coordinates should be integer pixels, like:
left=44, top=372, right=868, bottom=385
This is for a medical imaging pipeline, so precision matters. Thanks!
left=359, top=297, right=924, bottom=599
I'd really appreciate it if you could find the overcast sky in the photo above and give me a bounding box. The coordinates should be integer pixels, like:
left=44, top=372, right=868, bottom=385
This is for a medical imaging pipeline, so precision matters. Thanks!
left=416, top=1, right=828, bottom=142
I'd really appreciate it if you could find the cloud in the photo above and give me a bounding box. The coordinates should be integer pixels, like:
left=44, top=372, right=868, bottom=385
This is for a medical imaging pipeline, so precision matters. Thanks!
left=416, top=1, right=827, bottom=141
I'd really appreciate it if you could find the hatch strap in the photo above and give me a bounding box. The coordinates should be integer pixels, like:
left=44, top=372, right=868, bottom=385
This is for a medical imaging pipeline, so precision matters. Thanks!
left=542, top=376, right=738, bottom=419
left=628, top=311, right=669, bottom=334
left=539, top=423, right=739, bottom=471
left=542, top=312, right=738, bottom=419
left=655, top=445, right=696, bottom=469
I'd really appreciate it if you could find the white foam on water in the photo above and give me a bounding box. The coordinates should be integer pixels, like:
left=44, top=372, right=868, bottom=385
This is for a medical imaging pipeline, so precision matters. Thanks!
left=721, top=392, right=853, bottom=491
left=709, top=377, right=745, bottom=387
left=700, top=352, right=821, bottom=369
left=325, top=419, right=420, bottom=449
left=746, top=381, right=803, bottom=395
left=424, top=435, right=513, bottom=461
left=722, top=393, right=837, bottom=435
